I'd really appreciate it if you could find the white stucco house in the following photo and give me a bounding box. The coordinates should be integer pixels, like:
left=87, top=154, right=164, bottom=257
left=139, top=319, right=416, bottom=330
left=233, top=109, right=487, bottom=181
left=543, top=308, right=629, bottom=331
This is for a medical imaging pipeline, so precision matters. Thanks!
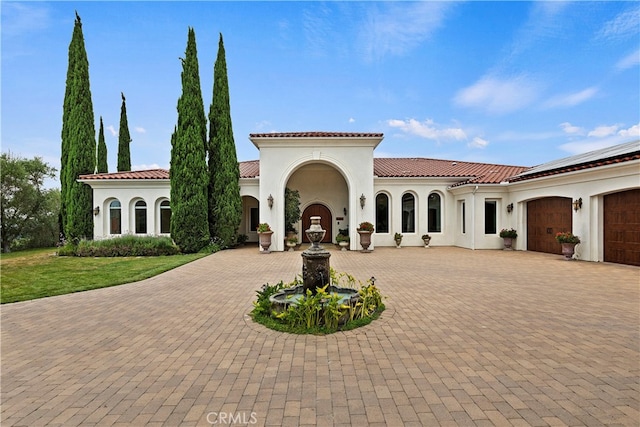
left=79, top=133, right=640, bottom=266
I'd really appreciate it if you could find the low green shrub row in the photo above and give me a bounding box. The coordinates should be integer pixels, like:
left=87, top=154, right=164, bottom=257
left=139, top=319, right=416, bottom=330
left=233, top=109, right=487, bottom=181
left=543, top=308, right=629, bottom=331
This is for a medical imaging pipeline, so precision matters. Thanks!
left=58, top=235, right=180, bottom=257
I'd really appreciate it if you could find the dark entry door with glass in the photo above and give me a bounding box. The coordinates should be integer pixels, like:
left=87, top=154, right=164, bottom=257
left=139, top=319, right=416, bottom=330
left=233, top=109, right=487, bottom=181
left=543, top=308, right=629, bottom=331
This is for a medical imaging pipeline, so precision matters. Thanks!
left=301, top=204, right=332, bottom=243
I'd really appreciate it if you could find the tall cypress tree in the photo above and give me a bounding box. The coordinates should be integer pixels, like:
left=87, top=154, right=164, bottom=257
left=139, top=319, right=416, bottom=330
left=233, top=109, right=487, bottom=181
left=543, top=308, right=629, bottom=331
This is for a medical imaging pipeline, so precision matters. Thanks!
left=208, top=33, right=241, bottom=246
left=117, top=92, right=131, bottom=171
left=60, top=12, right=95, bottom=241
left=170, top=27, right=210, bottom=253
left=97, top=116, right=108, bottom=173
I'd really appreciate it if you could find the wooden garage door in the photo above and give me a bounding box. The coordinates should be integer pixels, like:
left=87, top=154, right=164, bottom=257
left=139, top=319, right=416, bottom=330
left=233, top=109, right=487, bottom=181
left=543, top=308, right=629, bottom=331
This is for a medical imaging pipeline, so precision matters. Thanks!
left=301, top=204, right=332, bottom=243
left=604, top=189, right=640, bottom=266
left=527, top=197, right=572, bottom=255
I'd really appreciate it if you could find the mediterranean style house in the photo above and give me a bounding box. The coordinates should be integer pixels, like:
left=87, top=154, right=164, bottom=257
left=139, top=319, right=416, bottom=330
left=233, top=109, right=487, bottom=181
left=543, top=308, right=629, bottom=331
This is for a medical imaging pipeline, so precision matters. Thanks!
left=79, top=133, right=640, bottom=266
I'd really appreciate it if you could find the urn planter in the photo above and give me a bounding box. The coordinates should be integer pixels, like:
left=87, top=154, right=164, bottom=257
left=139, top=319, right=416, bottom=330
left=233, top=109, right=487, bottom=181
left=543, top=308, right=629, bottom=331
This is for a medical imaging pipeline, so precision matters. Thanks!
left=502, top=237, right=514, bottom=250
left=561, top=242, right=577, bottom=260
left=357, top=231, right=372, bottom=252
left=258, top=231, right=273, bottom=253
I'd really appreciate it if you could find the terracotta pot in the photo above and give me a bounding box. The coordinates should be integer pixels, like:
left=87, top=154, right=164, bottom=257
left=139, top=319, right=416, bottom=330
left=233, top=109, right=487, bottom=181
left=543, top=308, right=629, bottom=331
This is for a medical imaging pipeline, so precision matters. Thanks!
left=357, top=230, right=372, bottom=252
left=258, top=231, right=273, bottom=253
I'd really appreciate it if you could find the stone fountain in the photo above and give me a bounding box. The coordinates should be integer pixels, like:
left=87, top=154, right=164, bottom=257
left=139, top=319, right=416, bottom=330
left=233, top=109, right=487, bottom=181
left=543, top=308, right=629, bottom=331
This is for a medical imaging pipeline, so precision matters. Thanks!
left=302, top=216, right=331, bottom=295
left=269, top=216, right=359, bottom=315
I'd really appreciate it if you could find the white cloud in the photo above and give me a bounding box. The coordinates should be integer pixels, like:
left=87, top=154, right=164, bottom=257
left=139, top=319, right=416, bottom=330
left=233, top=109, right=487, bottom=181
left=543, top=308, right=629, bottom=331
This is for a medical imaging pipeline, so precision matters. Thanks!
left=106, top=125, right=117, bottom=137
left=615, top=49, right=640, bottom=71
left=618, top=123, right=640, bottom=138
left=387, top=118, right=466, bottom=141
left=358, top=2, right=454, bottom=61
left=468, top=137, right=489, bottom=149
left=348, top=118, right=355, bottom=123
left=559, top=122, right=584, bottom=135
left=454, top=74, right=540, bottom=115
left=559, top=122, right=640, bottom=155
left=544, top=87, right=598, bottom=108
left=588, top=125, right=618, bottom=138
left=254, top=120, right=272, bottom=130
left=597, top=7, right=640, bottom=41
left=1, top=3, right=50, bottom=37
left=134, top=127, right=146, bottom=134
left=132, top=163, right=162, bottom=171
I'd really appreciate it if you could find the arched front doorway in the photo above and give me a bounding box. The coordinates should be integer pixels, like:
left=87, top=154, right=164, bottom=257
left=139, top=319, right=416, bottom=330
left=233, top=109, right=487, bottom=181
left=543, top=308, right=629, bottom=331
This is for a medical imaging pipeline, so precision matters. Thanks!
left=301, top=204, right=332, bottom=243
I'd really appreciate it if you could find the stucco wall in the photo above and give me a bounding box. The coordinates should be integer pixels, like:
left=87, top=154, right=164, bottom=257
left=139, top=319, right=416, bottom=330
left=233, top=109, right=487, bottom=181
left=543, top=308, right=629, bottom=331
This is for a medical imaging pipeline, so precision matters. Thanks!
left=83, top=180, right=170, bottom=240
left=252, top=135, right=380, bottom=251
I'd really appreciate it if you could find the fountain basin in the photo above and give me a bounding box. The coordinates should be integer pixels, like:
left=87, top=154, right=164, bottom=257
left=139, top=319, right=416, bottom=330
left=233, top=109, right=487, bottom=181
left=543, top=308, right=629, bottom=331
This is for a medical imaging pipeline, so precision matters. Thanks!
left=269, top=285, right=361, bottom=323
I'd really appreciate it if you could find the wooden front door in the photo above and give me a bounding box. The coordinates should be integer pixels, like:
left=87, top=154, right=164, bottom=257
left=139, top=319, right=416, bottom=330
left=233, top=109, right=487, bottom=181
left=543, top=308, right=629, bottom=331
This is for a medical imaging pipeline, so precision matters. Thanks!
left=604, top=189, right=640, bottom=266
left=301, top=204, right=332, bottom=243
left=527, top=197, right=572, bottom=254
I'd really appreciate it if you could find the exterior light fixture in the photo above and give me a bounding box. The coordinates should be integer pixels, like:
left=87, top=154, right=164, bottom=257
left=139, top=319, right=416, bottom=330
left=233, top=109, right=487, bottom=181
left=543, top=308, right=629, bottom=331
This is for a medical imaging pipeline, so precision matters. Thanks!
left=573, top=198, right=582, bottom=211
left=267, top=194, right=274, bottom=209
left=506, top=203, right=513, bottom=213
left=360, top=194, right=366, bottom=209
left=93, top=206, right=100, bottom=216
left=343, top=207, right=347, bottom=215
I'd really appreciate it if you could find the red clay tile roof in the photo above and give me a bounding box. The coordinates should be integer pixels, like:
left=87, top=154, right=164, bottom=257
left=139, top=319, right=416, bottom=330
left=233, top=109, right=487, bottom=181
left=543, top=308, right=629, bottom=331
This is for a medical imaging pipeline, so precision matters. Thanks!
left=374, top=158, right=529, bottom=184
left=250, top=132, right=383, bottom=138
left=78, top=169, right=169, bottom=180
left=239, top=160, right=259, bottom=178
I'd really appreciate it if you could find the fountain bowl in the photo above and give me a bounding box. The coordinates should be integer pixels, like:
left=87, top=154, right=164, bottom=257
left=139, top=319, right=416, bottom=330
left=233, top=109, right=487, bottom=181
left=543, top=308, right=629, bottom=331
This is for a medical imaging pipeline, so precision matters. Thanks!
left=269, top=285, right=360, bottom=324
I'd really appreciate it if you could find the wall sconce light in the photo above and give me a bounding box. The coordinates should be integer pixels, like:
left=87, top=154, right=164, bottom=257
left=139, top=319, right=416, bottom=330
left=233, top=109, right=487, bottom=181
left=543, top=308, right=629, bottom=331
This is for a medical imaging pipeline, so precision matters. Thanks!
left=573, top=197, right=582, bottom=211
left=93, top=206, right=100, bottom=216
left=506, top=203, right=513, bottom=213
left=343, top=207, right=347, bottom=215
left=267, top=194, right=274, bottom=209
left=360, top=194, right=366, bottom=209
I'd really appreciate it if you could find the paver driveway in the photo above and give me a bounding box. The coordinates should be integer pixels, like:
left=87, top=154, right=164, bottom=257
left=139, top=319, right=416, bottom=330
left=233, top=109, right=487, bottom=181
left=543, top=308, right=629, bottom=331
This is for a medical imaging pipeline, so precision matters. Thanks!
left=1, top=246, right=638, bottom=426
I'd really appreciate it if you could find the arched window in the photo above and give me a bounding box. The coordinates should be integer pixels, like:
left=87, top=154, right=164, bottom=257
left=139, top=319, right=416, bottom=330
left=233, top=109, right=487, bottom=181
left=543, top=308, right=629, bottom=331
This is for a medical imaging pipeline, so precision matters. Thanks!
left=160, top=200, right=171, bottom=234
left=109, top=200, right=121, bottom=234
left=135, top=200, right=147, bottom=234
left=402, top=193, right=415, bottom=233
left=375, top=193, right=389, bottom=233
left=428, top=193, right=442, bottom=233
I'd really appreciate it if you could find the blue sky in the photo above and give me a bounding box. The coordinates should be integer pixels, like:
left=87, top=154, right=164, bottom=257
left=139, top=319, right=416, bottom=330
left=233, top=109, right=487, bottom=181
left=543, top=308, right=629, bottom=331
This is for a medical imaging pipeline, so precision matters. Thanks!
left=2, top=1, right=639, bottom=183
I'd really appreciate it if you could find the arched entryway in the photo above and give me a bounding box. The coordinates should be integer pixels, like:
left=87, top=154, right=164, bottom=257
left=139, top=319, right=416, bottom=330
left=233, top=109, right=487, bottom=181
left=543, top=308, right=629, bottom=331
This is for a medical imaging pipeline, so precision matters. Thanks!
left=527, top=197, right=572, bottom=255
left=301, top=204, right=332, bottom=243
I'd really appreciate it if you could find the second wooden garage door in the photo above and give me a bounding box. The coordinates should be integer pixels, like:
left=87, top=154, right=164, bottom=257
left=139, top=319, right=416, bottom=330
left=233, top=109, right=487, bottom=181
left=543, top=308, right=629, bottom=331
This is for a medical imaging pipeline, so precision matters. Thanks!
left=604, top=189, right=640, bottom=266
left=527, top=197, right=572, bottom=255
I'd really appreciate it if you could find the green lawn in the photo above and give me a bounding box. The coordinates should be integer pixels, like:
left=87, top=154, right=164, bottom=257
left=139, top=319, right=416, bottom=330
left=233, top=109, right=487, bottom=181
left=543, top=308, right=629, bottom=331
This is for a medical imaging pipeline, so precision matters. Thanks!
left=0, top=248, right=207, bottom=303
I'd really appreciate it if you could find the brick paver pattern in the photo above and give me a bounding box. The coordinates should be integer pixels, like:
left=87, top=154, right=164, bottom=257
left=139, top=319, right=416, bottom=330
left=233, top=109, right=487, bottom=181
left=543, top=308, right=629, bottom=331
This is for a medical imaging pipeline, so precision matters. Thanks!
left=1, top=246, right=638, bottom=426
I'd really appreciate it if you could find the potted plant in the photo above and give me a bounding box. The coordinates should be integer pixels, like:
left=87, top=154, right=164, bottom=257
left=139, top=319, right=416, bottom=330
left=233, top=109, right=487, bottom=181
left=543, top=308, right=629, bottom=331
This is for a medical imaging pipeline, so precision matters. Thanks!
left=257, top=223, right=273, bottom=253
left=421, top=234, right=431, bottom=248
left=499, top=228, right=517, bottom=250
left=336, top=233, right=349, bottom=251
left=357, top=221, right=374, bottom=252
left=555, top=231, right=580, bottom=260
left=394, top=232, right=403, bottom=248
left=285, top=235, right=298, bottom=251
left=284, top=187, right=301, bottom=239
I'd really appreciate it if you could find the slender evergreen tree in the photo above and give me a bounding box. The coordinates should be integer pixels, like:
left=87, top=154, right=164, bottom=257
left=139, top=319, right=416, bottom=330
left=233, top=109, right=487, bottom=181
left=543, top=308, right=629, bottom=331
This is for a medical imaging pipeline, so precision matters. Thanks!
left=117, top=92, right=131, bottom=171
left=60, top=11, right=95, bottom=241
left=97, top=116, right=108, bottom=173
left=170, top=28, right=210, bottom=253
left=208, top=33, right=241, bottom=246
